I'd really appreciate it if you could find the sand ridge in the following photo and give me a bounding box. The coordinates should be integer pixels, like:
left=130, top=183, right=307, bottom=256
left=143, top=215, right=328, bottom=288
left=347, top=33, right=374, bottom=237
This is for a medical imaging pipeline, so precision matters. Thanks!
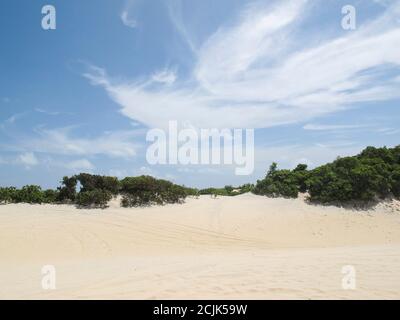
left=1, top=193, right=400, bottom=299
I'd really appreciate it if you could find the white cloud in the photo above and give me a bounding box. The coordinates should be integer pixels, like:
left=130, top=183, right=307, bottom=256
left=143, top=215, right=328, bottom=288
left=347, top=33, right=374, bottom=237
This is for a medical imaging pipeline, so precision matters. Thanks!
left=303, top=124, right=370, bottom=131
left=373, top=0, right=397, bottom=7
left=137, top=166, right=154, bottom=175
left=151, top=69, right=177, bottom=85
left=86, top=0, right=400, bottom=130
left=3, top=112, right=27, bottom=125
left=23, top=127, right=139, bottom=158
left=195, top=0, right=308, bottom=87
left=166, top=0, right=198, bottom=54
left=17, top=152, right=39, bottom=168
left=120, top=10, right=137, bottom=28
left=34, top=108, right=73, bottom=116
left=66, top=159, right=94, bottom=171
left=376, top=127, right=400, bottom=135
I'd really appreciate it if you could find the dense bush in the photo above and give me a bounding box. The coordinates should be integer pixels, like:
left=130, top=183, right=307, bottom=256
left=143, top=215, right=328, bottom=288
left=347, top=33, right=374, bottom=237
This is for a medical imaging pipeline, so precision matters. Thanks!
left=199, top=183, right=254, bottom=196
left=293, top=164, right=309, bottom=193
left=183, top=187, right=199, bottom=196
left=199, top=187, right=229, bottom=196
left=0, top=186, right=58, bottom=204
left=0, top=187, right=17, bottom=204
left=13, top=185, right=45, bottom=204
left=2, top=145, right=398, bottom=208
left=391, top=165, right=400, bottom=198
left=253, top=163, right=299, bottom=198
left=75, top=190, right=113, bottom=208
left=75, top=173, right=119, bottom=195
left=120, top=175, right=187, bottom=207
left=161, top=184, right=187, bottom=204
left=1, top=173, right=190, bottom=208
left=239, top=183, right=254, bottom=193
left=43, top=189, right=59, bottom=203
left=307, top=154, right=393, bottom=203
left=57, top=176, right=78, bottom=202
left=254, top=146, right=400, bottom=204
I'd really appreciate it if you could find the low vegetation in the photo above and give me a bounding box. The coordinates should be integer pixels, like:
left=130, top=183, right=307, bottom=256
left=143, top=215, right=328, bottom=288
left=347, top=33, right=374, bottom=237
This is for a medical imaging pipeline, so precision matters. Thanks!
left=254, top=145, right=400, bottom=204
left=119, top=176, right=187, bottom=207
left=0, top=174, right=191, bottom=208
left=199, top=184, right=254, bottom=197
left=1, top=145, right=399, bottom=208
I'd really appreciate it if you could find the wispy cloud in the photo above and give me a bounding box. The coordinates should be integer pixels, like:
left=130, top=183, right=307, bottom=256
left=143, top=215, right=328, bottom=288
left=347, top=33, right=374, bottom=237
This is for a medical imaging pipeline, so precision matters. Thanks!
left=120, top=10, right=137, bottom=28
left=166, top=0, right=198, bottom=54
left=151, top=68, right=177, bottom=85
left=85, top=0, right=400, bottom=130
left=376, top=127, right=400, bottom=135
left=303, top=123, right=371, bottom=131
left=22, top=127, right=139, bottom=158
left=120, top=0, right=138, bottom=28
left=34, top=108, right=73, bottom=116
left=17, top=152, right=39, bottom=168
left=3, top=112, right=27, bottom=125
left=65, top=158, right=94, bottom=171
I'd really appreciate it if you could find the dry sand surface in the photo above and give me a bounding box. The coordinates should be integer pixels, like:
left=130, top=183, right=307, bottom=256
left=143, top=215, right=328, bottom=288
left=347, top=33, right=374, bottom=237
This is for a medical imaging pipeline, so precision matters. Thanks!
left=1, top=193, right=400, bottom=299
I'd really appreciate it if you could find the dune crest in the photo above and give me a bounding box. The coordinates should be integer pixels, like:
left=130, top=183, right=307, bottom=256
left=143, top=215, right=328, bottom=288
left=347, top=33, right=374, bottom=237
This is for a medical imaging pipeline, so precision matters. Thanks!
left=1, top=194, right=400, bottom=299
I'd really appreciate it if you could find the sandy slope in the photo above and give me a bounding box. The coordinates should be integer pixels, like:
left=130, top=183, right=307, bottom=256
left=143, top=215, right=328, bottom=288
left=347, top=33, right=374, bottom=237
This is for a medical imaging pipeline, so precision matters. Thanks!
left=1, top=193, right=400, bottom=299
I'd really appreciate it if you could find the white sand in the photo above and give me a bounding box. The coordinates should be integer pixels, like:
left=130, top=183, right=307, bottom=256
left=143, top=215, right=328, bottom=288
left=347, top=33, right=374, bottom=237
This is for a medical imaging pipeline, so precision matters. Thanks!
left=1, top=193, right=400, bottom=299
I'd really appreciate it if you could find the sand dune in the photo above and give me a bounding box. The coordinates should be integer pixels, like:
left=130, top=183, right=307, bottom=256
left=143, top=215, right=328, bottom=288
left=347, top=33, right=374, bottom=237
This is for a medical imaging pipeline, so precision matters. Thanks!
left=1, top=193, right=400, bottom=299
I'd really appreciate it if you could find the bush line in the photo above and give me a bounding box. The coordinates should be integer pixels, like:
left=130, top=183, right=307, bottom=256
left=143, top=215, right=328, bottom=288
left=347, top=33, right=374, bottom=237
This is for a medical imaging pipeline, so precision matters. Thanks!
left=1, top=145, right=399, bottom=208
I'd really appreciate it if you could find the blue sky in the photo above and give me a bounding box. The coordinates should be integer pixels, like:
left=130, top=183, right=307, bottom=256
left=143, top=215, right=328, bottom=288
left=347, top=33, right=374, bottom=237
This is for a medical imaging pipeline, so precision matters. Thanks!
left=1, top=0, right=400, bottom=189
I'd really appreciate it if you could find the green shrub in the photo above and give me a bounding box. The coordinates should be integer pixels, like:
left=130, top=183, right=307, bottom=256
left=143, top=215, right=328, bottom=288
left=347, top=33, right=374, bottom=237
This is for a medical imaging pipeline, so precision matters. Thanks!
left=224, top=185, right=233, bottom=193
left=199, top=184, right=254, bottom=196
left=199, top=187, right=229, bottom=196
left=75, top=190, right=112, bottom=208
left=238, top=183, right=254, bottom=193
left=160, top=184, right=187, bottom=204
left=75, top=173, right=119, bottom=195
left=254, top=146, right=400, bottom=204
left=120, top=176, right=160, bottom=206
left=14, top=185, right=45, bottom=204
left=57, top=176, right=78, bottom=202
left=306, top=164, right=353, bottom=203
left=293, top=164, right=309, bottom=193
left=120, top=175, right=187, bottom=207
left=253, top=163, right=299, bottom=198
left=358, top=146, right=395, bottom=164
left=43, top=189, right=59, bottom=203
left=0, top=187, right=17, bottom=204
left=390, top=165, right=400, bottom=199
left=0, top=174, right=187, bottom=208
left=183, top=187, right=199, bottom=196
left=307, top=156, right=392, bottom=203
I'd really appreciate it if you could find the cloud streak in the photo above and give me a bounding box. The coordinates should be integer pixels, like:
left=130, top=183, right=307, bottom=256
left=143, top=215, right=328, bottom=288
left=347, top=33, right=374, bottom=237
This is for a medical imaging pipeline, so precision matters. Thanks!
left=22, top=127, right=139, bottom=159
left=65, top=158, right=95, bottom=171
left=17, top=152, right=39, bottom=168
left=85, top=0, right=400, bottom=130
left=303, top=123, right=371, bottom=131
